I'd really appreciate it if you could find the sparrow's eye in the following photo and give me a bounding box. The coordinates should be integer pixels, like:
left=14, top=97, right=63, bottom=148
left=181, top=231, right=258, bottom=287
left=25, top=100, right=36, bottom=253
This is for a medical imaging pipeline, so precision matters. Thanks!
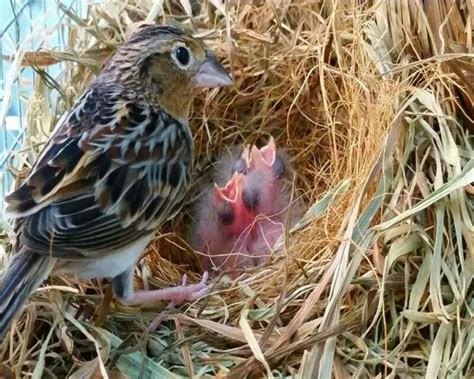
left=272, top=155, right=286, bottom=178
left=217, top=202, right=234, bottom=226
left=176, top=47, right=190, bottom=65
left=173, top=45, right=192, bottom=69
left=242, top=187, right=260, bottom=212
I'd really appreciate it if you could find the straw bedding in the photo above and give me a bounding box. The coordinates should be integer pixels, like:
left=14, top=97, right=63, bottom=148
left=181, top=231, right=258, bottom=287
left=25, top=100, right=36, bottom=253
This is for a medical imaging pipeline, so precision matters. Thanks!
left=0, top=1, right=472, bottom=377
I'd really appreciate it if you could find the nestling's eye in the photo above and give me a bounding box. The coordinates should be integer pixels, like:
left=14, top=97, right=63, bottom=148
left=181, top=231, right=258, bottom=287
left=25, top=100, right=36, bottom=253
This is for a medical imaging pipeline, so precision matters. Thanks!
left=172, top=45, right=193, bottom=69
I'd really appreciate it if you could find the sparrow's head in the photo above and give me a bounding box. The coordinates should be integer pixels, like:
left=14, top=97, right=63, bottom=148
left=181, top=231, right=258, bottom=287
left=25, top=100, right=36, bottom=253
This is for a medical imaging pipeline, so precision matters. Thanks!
left=106, top=23, right=232, bottom=120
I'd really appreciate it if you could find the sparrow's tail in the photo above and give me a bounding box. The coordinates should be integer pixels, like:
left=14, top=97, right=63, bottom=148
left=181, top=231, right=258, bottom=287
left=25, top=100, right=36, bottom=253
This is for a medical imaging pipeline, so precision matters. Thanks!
left=0, top=251, right=51, bottom=339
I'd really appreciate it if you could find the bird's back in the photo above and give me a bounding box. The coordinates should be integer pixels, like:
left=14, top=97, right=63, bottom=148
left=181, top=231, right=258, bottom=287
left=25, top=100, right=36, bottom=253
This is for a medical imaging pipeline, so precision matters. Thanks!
left=6, top=79, right=193, bottom=260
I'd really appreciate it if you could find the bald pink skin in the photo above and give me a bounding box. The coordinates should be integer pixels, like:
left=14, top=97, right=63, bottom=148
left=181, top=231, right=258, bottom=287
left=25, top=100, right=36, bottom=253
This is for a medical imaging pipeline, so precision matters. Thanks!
left=191, top=138, right=294, bottom=276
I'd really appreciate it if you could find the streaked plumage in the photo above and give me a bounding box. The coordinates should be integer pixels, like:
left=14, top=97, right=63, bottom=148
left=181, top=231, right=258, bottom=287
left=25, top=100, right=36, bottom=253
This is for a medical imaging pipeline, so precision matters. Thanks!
left=0, top=23, right=232, bottom=339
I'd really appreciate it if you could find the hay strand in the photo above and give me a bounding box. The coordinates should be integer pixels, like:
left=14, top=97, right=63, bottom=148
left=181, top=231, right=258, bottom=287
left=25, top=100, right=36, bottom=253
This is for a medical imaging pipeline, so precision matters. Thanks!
left=0, top=0, right=473, bottom=377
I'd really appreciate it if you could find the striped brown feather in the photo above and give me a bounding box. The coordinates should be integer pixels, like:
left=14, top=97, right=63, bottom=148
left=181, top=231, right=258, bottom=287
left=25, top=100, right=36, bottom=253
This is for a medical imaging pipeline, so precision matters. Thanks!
left=6, top=80, right=192, bottom=258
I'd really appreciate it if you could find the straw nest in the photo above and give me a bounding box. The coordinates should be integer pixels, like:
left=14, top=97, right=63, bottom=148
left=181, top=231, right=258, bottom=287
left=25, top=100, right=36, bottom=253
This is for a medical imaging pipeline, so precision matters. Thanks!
left=1, top=1, right=473, bottom=378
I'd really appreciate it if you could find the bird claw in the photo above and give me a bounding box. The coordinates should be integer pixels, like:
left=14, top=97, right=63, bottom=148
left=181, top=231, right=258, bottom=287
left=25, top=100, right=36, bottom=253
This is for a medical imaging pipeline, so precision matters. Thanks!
left=167, top=271, right=209, bottom=308
left=147, top=271, right=209, bottom=332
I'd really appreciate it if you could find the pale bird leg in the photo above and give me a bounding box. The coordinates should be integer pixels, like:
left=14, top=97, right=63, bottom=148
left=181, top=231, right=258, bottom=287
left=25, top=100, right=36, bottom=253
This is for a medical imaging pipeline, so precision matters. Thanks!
left=124, top=271, right=209, bottom=307
left=147, top=309, right=172, bottom=332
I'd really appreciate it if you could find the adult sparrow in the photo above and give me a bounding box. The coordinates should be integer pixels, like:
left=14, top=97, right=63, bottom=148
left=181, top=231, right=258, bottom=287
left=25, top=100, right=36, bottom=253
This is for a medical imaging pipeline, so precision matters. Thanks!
left=0, top=24, right=232, bottom=338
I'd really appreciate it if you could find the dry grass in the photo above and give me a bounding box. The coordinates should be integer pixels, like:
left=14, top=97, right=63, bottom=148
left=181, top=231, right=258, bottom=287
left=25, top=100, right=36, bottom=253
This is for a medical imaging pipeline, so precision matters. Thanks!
left=0, top=0, right=473, bottom=378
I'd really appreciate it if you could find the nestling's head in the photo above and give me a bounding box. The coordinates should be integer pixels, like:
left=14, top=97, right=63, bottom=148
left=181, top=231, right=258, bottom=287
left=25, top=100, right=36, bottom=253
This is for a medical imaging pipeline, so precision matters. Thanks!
left=105, top=23, right=232, bottom=120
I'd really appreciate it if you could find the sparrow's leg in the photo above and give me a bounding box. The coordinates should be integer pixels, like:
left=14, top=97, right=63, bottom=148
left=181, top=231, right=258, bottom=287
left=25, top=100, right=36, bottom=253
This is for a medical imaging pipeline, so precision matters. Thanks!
left=144, top=273, right=209, bottom=331
left=112, top=267, right=135, bottom=300
left=112, top=269, right=208, bottom=331
left=129, top=272, right=209, bottom=307
left=113, top=270, right=209, bottom=307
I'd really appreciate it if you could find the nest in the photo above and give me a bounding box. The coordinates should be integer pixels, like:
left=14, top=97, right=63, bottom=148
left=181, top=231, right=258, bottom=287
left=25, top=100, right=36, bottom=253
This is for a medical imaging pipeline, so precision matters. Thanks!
left=0, top=0, right=473, bottom=377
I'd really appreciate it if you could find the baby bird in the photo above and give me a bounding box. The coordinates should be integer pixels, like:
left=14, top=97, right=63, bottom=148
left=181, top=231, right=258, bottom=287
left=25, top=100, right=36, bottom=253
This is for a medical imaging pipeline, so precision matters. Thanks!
left=191, top=138, right=295, bottom=275
left=0, top=24, right=232, bottom=339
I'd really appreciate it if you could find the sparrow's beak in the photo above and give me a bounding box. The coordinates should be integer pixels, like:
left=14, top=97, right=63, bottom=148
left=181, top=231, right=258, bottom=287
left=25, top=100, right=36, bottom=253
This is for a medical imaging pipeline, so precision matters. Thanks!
left=249, top=137, right=276, bottom=170
left=259, top=137, right=277, bottom=166
left=214, top=172, right=242, bottom=203
left=194, top=52, right=233, bottom=88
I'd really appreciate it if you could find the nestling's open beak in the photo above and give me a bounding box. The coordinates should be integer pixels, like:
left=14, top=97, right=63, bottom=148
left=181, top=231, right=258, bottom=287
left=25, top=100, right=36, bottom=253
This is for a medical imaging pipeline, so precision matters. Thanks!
left=259, top=137, right=277, bottom=165
left=194, top=53, right=233, bottom=88
left=214, top=172, right=242, bottom=203
left=249, top=137, right=277, bottom=170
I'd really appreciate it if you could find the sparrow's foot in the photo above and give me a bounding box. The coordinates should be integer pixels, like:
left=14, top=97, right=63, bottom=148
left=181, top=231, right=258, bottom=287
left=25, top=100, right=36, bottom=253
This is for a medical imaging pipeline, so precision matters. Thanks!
left=125, top=271, right=209, bottom=308
left=166, top=271, right=209, bottom=308
left=143, top=272, right=209, bottom=332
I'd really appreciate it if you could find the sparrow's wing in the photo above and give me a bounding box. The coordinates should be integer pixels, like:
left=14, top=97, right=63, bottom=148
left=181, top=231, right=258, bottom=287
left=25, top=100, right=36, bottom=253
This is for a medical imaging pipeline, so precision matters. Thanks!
left=6, top=84, right=192, bottom=258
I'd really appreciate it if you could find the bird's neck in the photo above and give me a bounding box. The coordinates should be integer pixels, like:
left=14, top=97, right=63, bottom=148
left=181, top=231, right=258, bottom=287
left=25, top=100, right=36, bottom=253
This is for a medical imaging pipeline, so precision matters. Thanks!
left=146, top=90, right=194, bottom=123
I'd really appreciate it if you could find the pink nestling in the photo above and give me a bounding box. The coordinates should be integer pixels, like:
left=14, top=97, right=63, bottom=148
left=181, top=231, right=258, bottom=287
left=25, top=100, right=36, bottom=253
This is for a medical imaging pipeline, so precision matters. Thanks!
left=190, top=137, right=296, bottom=276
